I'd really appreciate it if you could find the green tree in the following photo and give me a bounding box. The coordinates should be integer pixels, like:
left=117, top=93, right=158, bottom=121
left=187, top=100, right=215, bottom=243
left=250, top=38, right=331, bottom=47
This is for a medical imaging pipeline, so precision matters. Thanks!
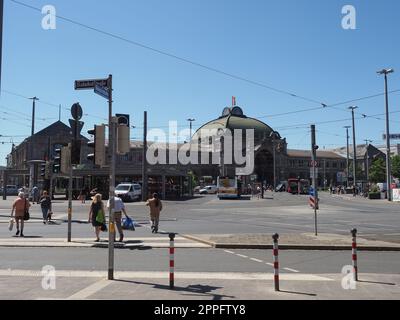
left=369, top=158, right=386, bottom=183
left=391, top=155, right=400, bottom=179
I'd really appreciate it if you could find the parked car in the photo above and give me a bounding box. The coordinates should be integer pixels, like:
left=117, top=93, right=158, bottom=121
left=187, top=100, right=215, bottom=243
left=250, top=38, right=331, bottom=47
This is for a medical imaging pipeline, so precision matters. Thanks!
left=275, top=183, right=286, bottom=192
left=0, top=185, right=19, bottom=196
left=193, top=186, right=201, bottom=194
left=199, top=185, right=218, bottom=195
left=115, top=183, right=142, bottom=202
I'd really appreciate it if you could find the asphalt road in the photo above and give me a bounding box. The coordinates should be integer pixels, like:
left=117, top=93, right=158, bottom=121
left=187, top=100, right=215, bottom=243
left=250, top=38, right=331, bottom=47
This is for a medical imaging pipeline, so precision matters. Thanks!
left=0, top=247, right=398, bottom=275
left=0, top=192, right=399, bottom=241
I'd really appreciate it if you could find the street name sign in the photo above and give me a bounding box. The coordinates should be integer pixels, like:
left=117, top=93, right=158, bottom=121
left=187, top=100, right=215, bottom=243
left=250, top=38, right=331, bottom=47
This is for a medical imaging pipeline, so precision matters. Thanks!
left=383, top=134, right=400, bottom=140
left=94, top=84, right=109, bottom=100
left=75, top=78, right=108, bottom=90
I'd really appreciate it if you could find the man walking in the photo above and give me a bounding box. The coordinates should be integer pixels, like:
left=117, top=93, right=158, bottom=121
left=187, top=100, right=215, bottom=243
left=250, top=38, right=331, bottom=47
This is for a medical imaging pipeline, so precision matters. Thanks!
left=107, top=195, right=129, bottom=242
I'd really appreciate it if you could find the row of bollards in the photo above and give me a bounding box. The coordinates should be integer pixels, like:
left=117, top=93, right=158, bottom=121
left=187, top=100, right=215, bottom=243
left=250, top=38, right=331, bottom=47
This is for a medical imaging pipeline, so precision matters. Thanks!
left=272, top=229, right=358, bottom=292
left=169, top=230, right=359, bottom=291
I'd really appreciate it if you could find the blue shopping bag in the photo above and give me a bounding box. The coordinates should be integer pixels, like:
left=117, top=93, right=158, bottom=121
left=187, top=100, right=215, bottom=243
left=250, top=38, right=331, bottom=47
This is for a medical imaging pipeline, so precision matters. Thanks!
left=122, top=216, right=135, bottom=231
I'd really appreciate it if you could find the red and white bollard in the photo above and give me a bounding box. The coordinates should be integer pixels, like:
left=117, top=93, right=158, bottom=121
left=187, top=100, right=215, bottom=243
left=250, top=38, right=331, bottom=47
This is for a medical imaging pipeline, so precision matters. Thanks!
left=272, top=233, right=280, bottom=291
left=351, top=228, right=358, bottom=282
left=169, top=233, right=175, bottom=289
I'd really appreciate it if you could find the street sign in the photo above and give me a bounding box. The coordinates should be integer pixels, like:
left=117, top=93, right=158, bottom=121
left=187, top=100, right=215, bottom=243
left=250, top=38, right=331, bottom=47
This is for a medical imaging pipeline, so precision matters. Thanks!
left=309, top=187, right=315, bottom=196
left=94, top=84, right=109, bottom=99
left=310, top=160, right=318, bottom=167
left=71, top=103, right=83, bottom=120
left=383, top=134, right=400, bottom=140
left=75, top=78, right=108, bottom=90
left=116, top=113, right=130, bottom=127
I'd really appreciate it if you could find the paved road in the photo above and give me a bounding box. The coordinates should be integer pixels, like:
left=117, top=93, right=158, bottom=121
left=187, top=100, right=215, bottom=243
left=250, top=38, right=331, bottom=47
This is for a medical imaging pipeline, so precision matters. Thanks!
left=0, top=192, right=399, bottom=242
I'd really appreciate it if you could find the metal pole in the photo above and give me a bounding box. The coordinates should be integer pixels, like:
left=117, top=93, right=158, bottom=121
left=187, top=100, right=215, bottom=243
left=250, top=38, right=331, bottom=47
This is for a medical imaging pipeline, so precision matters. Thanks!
left=384, top=74, right=392, bottom=201
left=344, top=126, right=351, bottom=188
left=351, top=228, right=358, bottom=282
left=0, top=0, right=4, bottom=92
left=68, top=155, right=72, bottom=242
left=30, top=97, right=39, bottom=137
left=169, top=233, right=175, bottom=289
left=364, top=140, right=371, bottom=184
left=272, top=233, right=280, bottom=291
left=311, top=125, right=318, bottom=236
left=108, top=75, right=116, bottom=281
left=349, top=107, right=358, bottom=189
left=142, top=111, right=148, bottom=202
left=273, top=139, right=276, bottom=191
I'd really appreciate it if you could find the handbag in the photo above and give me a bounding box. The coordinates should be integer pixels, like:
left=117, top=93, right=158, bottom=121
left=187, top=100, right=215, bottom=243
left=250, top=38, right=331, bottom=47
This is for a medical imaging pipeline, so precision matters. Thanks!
left=23, top=199, right=30, bottom=221
left=8, top=219, right=14, bottom=231
left=96, top=209, right=105, bottom=224
left=100, top=223, right=108, bottom=232
left=122, top=217, right=135, bottom=231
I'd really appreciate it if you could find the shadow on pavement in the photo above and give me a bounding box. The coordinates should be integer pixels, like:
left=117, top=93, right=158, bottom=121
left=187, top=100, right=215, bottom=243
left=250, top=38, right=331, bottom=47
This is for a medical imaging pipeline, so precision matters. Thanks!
left=278, top=290, right=317, bottom=297
left=358, top=280, right=396, bottom=286
left=114, top=279, right=235, bottom=300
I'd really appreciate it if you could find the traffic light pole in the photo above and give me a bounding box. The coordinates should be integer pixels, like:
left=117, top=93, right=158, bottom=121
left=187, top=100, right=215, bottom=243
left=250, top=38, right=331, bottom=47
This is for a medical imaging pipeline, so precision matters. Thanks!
left=108, top=75, right=116, bottom=281
left=311, top=125, right=318, bottom=236
left=68, top=155, right=73, bottom=242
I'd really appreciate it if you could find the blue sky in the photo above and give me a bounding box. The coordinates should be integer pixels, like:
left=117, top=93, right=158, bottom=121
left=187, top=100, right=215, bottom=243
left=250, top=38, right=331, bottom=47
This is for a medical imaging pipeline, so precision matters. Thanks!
left=1, top=0, right=400, bottom=165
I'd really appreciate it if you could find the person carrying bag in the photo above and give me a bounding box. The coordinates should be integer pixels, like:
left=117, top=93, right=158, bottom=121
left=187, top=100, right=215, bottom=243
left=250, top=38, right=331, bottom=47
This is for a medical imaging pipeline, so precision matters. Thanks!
left=11, top=192, right=31, bottom=237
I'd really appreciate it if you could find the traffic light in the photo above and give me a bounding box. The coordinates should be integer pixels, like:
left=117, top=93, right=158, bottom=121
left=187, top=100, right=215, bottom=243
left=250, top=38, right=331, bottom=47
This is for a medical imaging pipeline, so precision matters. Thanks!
left=117, top=115, right=130, bottom=155
left=53, top=148, right=62, bottom=174
left=71, top=140, right=81, bottom=165
left=53, top=145, right=71, bottom=174
left=87, top=125, right=106, bottom=166
left=40, top=162, right=47, bottom=179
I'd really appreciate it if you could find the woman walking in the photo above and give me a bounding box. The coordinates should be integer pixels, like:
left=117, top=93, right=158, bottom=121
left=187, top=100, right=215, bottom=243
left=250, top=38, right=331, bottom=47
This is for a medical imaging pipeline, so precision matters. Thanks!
left=39, top=191, right=52, bottom=224
left=146, top=193, right=163, bottom=233
left=88, top=194, right=105, bottom=242
left=11, top=192, right=30, bottom=237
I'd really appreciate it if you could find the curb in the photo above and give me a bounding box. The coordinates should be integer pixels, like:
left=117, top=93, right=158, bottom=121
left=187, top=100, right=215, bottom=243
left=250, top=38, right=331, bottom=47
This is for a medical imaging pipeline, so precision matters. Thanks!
left=182, top=235, right=400, bottom=252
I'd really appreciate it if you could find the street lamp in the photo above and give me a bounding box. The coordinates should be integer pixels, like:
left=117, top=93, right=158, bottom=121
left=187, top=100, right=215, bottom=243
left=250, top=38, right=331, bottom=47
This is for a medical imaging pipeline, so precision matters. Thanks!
left=344, top=126, right=351, bottom=187
left=270, top=131, right=280, bottom=191
left=348, top=106, right=358, bottom=189
left=187, top=118, right=195, bottom=139
left=364, top=139, right=372, bottom=184
left=377, top=68, right=394, bottom=201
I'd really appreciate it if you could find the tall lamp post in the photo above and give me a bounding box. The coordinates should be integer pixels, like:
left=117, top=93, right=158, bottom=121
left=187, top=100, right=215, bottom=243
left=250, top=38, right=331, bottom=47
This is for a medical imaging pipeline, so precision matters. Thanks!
left=377, top=68, right=394, bottom=202
left=187, top=118, right=195, bottom=139
left=349, top=106, right=358, bottom=189
left=344, top=126, right=351, bottom=188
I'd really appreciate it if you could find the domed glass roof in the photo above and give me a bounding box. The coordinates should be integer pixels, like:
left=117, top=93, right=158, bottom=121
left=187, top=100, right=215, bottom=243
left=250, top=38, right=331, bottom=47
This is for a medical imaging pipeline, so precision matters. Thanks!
left=195, top=107, right=275, bottom=145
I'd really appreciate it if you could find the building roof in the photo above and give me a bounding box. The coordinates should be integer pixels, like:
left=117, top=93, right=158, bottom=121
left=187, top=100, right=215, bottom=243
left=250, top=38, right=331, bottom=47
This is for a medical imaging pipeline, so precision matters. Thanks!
left=287, top=149, right=345, bottom=159
left=195, top=107, right=275, bottom=145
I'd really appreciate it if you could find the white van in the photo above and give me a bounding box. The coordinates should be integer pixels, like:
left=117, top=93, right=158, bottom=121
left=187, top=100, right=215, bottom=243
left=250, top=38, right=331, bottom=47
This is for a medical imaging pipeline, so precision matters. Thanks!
left=115, top=183, right=142, bottom=202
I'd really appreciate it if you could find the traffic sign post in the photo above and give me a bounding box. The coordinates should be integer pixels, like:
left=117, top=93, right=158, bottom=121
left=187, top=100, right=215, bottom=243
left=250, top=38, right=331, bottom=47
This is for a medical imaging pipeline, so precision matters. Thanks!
left=75, top=75, right=116, bottom=280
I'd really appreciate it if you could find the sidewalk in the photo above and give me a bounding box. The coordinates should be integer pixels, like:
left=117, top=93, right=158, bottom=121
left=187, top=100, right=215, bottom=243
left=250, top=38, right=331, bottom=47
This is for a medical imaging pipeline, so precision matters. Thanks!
left=0, top=270, right=398, bottom=300
left=182, top=233, right=400, bottom=251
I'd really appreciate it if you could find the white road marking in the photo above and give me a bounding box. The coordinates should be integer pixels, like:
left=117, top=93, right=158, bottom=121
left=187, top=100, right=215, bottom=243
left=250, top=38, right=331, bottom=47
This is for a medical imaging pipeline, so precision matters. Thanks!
left=236, top=254, right=248, bottom=259
left=224, top=250, right=235, bottom=254
left=250, top=258, right=264, bottom=263
left=266, top=263, right=274, bottom=266
left=284, top=268, right=300, bottom=273
left=0, top=269, right=334, bottom=281
left=67, top=279, right=111, bottom=300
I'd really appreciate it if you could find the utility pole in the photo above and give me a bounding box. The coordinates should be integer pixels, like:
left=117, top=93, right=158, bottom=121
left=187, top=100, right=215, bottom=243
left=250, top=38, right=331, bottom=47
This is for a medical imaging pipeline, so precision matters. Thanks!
left=187, top=118, right=195, bottom=139
left=142, top=111, right=148, bottom=202
left=0, top=0, right=4, bottom=92
left=349, top=106, right=358, bottom=189
left=344, top=126, right=351, bottom=188
left=59, top=104, right=62, bottom=122
left=30, top=97, right=39, bottom=136
left=377, top=68, right=394, bottom=202
left=311, top=125, right=318, bottom=236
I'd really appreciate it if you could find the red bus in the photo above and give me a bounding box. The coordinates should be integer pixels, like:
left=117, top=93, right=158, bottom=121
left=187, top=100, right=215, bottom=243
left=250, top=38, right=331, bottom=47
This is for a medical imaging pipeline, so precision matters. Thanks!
left=287, top=178, right=310, bottom=195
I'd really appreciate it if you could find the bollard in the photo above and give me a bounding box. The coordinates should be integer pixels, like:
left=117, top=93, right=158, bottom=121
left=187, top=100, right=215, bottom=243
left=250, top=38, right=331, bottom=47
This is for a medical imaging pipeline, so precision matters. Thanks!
left=169, top=233, right=175, bottom=289
left=351, top=228, right=358, bottom=282
left=272, top=233, right=280, bottom=291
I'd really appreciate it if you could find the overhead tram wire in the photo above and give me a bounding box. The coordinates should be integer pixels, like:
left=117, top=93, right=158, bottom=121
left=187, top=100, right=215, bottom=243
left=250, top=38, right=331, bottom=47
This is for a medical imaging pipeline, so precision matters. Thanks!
left=10, top=0, right=327, bottom=107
